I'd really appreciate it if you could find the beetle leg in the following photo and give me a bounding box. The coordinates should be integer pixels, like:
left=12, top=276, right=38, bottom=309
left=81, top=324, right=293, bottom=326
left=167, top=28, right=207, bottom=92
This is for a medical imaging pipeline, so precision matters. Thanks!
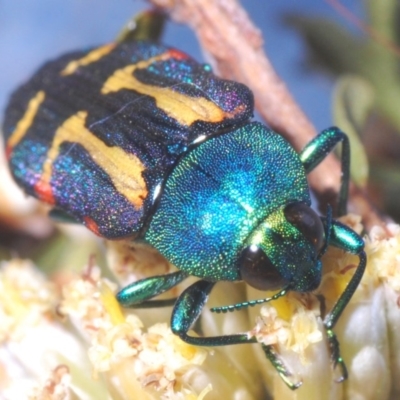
left=262, top=344, right=302, bottom=389
left=117, top=270, right=188, bottom=308
left=171, top=279, right=257, bottom=346
left=321, top=218, right=367, bottom=380
left=172, top=280, right=302, bottom=389
left=299, top=127, right=350, bottom=216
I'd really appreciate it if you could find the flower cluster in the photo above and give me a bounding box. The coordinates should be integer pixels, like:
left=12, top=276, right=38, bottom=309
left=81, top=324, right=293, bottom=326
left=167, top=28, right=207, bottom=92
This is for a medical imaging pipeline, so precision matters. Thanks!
left=1, top=155, right=400, bottom=399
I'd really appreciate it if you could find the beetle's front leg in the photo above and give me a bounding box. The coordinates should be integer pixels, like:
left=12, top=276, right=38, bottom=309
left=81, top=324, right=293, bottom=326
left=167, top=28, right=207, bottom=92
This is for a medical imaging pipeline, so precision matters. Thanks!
left=321, top=218, right=367, bottom=380
left=262, top=344, right=302, bottom=390
left=172, top=280, right=302, bottom=390
left=300, top=127, right=350, bottom=216
left=171, top=280, right=253, bottom=346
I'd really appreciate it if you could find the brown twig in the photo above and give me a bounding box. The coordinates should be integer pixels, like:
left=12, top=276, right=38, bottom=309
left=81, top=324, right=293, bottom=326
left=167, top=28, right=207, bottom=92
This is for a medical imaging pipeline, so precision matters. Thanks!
left=149, top=0, right=385, bottom=230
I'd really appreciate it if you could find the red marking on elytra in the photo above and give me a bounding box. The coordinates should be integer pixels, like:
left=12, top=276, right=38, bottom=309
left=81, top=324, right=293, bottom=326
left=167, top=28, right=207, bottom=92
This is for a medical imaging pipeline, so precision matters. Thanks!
left=84, top=216, right=102, bottom=237
left=5, top=144, right=13, bottom=160
left=167, top=48, right=189, bottom=60
left=34, top=179, right=55, bottom=205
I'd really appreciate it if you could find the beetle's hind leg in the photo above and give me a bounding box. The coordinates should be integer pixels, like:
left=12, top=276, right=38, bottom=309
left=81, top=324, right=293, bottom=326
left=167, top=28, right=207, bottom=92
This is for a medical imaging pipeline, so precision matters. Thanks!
left=117, top=270, right=188, bottom=308
left=172, top=280, right=302, bottom=390
left=299, top=127, right=350, bottom=216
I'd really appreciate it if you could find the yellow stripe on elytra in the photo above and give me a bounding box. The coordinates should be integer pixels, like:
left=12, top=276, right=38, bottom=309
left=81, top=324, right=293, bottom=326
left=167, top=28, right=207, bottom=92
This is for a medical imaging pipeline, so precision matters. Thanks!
left=41, top=111, right=147, bottom=208
left=101, top=54, right=227, bottom=126
left=7, top=90, right=45, bottom=150
left=60, top=44, right=116, bottom=76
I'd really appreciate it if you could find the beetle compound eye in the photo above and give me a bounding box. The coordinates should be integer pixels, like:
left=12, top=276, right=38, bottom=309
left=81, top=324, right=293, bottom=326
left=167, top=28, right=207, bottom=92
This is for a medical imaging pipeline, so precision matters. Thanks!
left=238, top=245, right=288, bottom=291
left=284, top=202, right=324, bottom=252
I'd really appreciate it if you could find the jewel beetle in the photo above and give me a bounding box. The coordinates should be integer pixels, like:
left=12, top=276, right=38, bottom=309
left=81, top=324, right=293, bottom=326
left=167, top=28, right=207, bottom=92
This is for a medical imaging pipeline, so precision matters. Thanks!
left=3, top=40, right=366, bottom=389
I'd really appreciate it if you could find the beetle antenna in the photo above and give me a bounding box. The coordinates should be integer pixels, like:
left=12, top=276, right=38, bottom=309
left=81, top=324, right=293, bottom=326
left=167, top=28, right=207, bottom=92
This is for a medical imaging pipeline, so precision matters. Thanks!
left=210, top=285, right=291, bottom=313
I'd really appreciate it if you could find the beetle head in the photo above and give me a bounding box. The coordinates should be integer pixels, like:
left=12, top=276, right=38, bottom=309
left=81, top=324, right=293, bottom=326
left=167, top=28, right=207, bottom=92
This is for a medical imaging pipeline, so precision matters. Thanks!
left=237, top=202, right=325, bottom=292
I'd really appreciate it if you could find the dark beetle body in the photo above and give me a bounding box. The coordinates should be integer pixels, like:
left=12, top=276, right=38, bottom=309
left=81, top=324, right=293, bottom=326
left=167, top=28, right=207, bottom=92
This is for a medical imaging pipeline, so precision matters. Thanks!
left=3, top=40, right=366, bottom=389
left=3, top=42, right=253, bottom=238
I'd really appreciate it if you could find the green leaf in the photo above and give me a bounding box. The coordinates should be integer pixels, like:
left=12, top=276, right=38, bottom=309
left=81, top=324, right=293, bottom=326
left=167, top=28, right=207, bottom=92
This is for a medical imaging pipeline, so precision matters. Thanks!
left=283, top=15, right=365, bottom=75
left=333, top=74, right=373, bottom=187
left=117, top=9, right=166, bottom=43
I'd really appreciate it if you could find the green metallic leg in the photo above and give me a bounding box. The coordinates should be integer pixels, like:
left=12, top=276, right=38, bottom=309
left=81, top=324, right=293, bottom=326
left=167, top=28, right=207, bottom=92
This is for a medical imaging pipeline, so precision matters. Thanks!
left=171, top=280, right=302, bottom=389
left=263, top=344, right=302, bottom=390
left=117, top=270, right=188, bottom=308
left=171, top=280, right=254, bottom=345
left=300, top=127, right=350, bottom=216
left=321, top=218, right=367, bottom=380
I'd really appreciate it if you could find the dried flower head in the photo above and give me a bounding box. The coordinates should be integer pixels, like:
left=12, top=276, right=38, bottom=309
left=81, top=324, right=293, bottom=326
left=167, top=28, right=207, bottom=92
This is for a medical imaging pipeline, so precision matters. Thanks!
left=1, top=215, right=400, bottom=400
left=0, top=259, right=56, bottom=343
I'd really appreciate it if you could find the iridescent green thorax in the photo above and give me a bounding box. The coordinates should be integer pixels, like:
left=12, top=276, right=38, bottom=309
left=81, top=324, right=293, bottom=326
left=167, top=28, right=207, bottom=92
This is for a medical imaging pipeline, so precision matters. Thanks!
left=144, top=122, right=310, bottom=281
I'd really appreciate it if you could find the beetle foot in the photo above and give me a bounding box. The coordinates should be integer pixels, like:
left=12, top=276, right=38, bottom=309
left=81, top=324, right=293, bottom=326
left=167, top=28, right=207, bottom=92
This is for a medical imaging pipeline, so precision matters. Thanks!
left=326, top=328, right=348, bottom=382
left=333, top=356, right=348, bottom=383
left=262, top=344, right=302, bottom=390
